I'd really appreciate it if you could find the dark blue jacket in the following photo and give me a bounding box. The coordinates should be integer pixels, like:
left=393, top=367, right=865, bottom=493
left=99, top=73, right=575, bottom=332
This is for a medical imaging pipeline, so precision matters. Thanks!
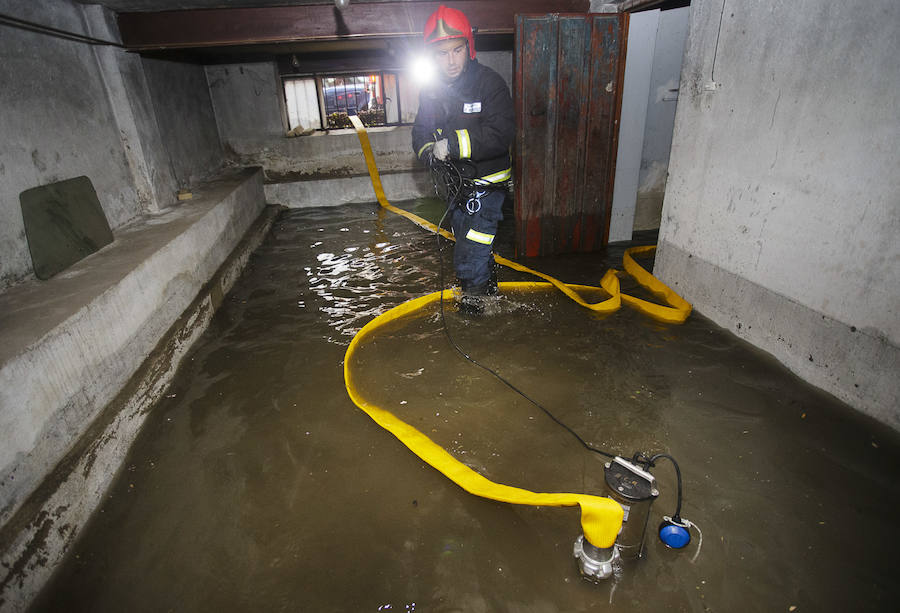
left=412, top=60, right=514, bottom=185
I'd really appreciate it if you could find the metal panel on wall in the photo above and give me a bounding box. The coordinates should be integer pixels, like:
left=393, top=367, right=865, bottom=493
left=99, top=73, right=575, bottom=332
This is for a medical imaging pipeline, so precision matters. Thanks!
left=514, top=13, right=625, bottom=257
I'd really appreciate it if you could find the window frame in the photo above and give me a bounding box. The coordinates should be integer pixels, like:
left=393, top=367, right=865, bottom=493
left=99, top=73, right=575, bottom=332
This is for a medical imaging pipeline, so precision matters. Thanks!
left=281, top=70, right=408, bottom=133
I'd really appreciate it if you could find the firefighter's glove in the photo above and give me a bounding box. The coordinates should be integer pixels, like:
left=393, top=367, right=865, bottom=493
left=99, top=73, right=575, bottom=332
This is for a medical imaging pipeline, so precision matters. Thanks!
left=433, top=138, right=450, bottom=161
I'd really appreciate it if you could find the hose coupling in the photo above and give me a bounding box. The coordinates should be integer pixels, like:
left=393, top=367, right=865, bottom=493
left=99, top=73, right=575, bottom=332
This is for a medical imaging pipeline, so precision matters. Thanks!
left=573, top=534, right=618, bottom=581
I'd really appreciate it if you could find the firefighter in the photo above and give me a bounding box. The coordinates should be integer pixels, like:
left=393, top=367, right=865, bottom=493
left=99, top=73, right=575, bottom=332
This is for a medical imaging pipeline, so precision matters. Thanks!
left=412, top=5, right=515, bottom=313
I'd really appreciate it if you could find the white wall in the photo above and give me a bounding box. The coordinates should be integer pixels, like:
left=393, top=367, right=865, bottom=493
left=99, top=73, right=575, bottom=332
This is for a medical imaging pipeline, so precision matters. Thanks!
left=655, top=0, right=900, bottom=427
left=610, top=8, right=689, bottom=240
left=610, top=9, right=659, bottom=242
left=635, top=6, right=689, bottom=229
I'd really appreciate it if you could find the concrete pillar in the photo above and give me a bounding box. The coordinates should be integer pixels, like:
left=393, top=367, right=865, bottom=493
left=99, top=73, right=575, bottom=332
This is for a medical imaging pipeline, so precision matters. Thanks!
left=655, top=0, right=900, bottom=427
left=82, top=4, right=179, bottom=212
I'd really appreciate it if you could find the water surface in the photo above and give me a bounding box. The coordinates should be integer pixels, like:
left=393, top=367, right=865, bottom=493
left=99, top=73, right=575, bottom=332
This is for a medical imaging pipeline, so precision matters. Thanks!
left=34, top=200, right=900, bottom=612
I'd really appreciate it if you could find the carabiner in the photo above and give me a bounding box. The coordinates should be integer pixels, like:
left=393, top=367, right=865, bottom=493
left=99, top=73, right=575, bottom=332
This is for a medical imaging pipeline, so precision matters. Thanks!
left=465, top=190, right=486, bottom=215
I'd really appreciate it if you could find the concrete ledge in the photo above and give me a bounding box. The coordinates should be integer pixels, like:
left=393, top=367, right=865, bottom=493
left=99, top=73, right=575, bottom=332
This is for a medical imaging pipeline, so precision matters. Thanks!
left=0, top=167, right=270, bottom=610
left=0, top=204, right=280, bottom=611
left=654, top=240, right=900, bottom=430
left=264, top=169, right=433, bottom=208
left=0, top=168, right=264, bottom=524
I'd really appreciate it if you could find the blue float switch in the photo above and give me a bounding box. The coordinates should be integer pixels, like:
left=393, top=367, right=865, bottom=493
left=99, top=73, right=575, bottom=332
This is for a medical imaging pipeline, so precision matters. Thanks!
left=659, top=519, right=691, bottom=549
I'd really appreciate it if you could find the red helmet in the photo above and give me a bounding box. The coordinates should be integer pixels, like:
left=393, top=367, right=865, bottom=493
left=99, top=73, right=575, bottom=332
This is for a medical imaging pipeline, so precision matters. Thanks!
left=423, top=5, right=476, bottom=59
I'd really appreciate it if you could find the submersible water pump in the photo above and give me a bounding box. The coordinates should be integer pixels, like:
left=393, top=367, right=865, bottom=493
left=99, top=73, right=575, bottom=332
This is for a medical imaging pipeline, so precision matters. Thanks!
left=574, top=456, right=658, bottom=580
left=575, top=454, right=694, bottom=581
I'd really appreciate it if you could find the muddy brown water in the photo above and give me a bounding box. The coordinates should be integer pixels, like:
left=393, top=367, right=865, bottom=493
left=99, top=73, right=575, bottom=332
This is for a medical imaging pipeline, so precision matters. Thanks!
left=33, top=200, right=900, bottom=612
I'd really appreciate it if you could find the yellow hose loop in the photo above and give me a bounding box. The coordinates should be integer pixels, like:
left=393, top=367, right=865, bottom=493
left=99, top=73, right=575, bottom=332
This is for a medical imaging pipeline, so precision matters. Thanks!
left=494, top=254, right=622, bottom=313
left=620, top=246, right=693, bottom=323
left=344, top=285, right=624, bottom=547
left=349, top=115, right=622, bottom=313
left=348, top=115, right=689, bottom=320
left=346, top=115, right=692, bottom=547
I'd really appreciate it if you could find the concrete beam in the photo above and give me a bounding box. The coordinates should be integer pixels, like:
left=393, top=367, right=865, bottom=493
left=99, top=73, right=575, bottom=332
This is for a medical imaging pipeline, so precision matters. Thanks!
left=117, top=1, right=590, bottom=51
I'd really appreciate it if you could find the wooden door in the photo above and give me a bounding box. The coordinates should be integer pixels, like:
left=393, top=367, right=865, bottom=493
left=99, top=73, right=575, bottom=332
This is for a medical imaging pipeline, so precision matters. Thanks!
left=514, top=13, right=626, bottom=257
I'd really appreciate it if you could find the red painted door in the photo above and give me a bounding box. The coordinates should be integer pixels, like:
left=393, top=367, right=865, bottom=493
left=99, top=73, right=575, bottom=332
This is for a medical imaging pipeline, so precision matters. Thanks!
left=514, top=13, right=626, bottom=257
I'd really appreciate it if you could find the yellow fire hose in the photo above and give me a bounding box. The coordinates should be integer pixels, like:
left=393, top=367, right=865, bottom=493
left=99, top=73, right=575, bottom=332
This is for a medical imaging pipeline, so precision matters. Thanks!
left=344, top=115, right=691, bottom=548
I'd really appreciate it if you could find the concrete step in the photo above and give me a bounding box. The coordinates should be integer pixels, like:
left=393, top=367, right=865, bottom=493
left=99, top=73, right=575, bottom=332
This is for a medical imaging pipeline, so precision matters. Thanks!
left=265, top=169, right=432, bottom=208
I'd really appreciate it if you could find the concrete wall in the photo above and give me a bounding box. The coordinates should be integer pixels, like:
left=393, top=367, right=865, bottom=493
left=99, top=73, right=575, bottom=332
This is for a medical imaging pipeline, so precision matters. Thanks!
left=0, top=0, right=225, bottom=291
left=0, top=5, right=251, bottom=604
left=478, top=50, right=513, bottom=92
left=83, top=4, right=180, bottom=216
left=142, top=57, right=224, bottom=189
left=207, top=61, right=419, bottom=183
left=206, top=52, right=512, bottom=205
left=655, top=0, right=900, bottom=427
left=0, top=0, right=141, bottom=290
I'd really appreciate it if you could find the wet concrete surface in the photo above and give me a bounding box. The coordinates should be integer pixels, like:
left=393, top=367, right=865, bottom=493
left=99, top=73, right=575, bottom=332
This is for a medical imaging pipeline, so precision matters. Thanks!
left=32, top=200, right=900, bottom=612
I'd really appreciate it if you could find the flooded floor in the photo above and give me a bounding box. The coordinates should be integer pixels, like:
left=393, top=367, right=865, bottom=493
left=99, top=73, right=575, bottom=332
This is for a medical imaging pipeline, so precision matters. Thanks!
left=34, top=200, right=900, bottom=612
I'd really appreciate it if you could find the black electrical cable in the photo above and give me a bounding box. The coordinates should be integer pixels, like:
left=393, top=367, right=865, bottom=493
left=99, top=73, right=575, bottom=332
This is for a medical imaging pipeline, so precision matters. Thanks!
left=633, top=451, right=684, bottom=520
left=428, top=157, right=616, bottom=460
left=425, top=156, right=692, bottom=525
left=0, top=13, right=125, bottom=47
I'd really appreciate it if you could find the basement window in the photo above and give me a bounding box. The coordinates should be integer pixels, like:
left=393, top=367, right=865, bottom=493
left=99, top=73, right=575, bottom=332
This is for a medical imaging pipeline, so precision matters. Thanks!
left=283, top=72, right=409, bottom=132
